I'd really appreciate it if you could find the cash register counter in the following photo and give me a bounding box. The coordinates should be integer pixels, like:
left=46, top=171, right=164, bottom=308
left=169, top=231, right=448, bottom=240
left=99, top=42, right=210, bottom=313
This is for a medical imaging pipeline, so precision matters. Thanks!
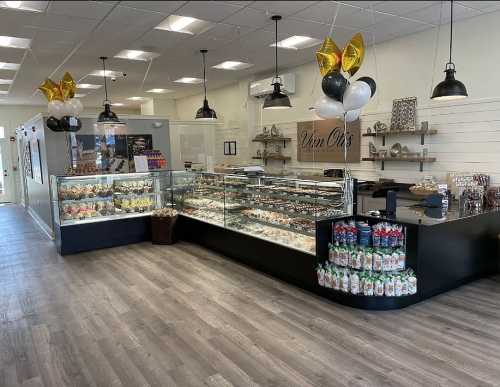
left=315, top=205, right=500, bottom=309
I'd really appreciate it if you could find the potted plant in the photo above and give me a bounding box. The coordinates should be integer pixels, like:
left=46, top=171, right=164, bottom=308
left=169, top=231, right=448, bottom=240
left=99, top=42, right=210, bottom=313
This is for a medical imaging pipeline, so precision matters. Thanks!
left=151, top=208, right=178, bottom=245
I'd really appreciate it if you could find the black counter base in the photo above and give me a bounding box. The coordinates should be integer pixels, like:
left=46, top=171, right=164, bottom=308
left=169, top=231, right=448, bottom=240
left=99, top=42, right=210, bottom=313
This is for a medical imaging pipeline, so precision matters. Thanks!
left=55, top=216, right=151, bottom=255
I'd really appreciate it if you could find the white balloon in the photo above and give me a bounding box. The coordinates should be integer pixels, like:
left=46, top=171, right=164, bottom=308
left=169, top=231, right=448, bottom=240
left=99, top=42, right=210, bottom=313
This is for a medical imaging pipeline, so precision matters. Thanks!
left=314, top=95, right=345, bottom=120
left=66, top=98, right=84, bottom=117
left=48, top=100, right=65, bottom=119
left=343, top=81, right=371, bottom=111
left=345, top=109, right=360, bottom=122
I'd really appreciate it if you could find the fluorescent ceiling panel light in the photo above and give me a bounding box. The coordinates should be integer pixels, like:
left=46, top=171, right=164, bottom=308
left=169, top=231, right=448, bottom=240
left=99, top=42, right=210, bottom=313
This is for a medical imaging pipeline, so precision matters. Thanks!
left=0, top=35, right=31, bottom=49
left=89, top=69, right=124, bottom=78
left=146, top=88, right=173, bottom=94
left=114, top=49, right=160, bottom=61
left=0, top=79, right=12, bottom=84
left=1, top=1, right=45, bottom=12
left=174, top=77, right=203, bottom=84
left=77, top=83, right=101, bottom=89
left=271, top=35, right=321, bottom=50
left=212, top=61, right=253, bottom=70
left=0, top=90, right=8, bottom=94
left=127, top=96, right=147, bottom=101
left=155, top=15, right=213, bottom=35
left=0, top=61, right=19, bottom=70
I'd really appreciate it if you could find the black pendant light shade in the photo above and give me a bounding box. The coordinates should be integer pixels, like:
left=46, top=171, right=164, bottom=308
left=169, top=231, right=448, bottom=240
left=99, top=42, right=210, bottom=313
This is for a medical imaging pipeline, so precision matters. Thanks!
left=97, top=56, right=123, bottom=124
left=431, top=63, right=467, bottom=100
left=195, top=49, right=217, bottom=120
left=431, top=0, right=468, bottom=101
left=263, top=15, right=291, bottom=110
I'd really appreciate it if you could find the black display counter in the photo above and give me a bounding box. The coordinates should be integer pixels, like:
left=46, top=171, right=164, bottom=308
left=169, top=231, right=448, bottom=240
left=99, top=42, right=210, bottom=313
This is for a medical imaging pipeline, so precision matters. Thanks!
left=177, top=205, right=500, bottom=310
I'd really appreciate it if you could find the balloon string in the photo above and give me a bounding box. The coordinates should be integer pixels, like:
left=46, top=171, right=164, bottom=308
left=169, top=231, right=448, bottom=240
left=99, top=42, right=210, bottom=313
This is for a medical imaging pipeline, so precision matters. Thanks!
left=310, top=1, right=341, bottom=97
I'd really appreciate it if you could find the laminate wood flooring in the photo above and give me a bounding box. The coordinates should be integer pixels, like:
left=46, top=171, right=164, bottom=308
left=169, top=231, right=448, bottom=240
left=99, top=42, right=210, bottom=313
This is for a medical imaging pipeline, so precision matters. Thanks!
left=1, top=204, right=500, bottom=387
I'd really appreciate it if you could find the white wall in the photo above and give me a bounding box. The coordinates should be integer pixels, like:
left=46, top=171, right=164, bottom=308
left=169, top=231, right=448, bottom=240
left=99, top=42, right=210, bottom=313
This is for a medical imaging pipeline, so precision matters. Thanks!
left=172, top=10, right=500, bottom=184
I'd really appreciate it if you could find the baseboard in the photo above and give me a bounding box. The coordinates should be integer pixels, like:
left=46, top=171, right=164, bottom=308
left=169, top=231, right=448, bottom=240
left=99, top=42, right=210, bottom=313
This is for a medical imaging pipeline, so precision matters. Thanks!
left=27, top=207, right=54, bottom=240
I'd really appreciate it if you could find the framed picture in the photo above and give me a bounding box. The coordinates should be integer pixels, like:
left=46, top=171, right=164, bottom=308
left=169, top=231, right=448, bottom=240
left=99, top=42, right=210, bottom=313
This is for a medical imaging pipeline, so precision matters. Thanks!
left=23, top=141, right=32, bottom=179
left=30, top=138, right=43, bottom=184
left=224, top=141, right=237, bottom=156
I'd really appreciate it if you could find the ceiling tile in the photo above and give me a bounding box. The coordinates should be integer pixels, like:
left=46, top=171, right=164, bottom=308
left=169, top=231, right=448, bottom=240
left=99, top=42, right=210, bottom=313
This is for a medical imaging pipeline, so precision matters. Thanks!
left=223, top=1, right=255, bottom=6
left=338, top=1, right=382, bottom=11
left=175, top=1, right=244, bottom=22
left=248, top=1, right=319, bottom=16
left=46, top=1, right=115, bottom=20
left=405, top=2, right=482, bottom=25
left=203, top=23, right=256, bottom=41
left=374, top=1, right=439, bottom=16
left=265, top=18, right=331, bottom=40
left=132, top=29, right=192, bottom=53
left=107, top=5, right=167, bottom=27
left=220, top=6, right=271, bottom=28
left=456, top=1, right=500, bottom=10
left=119, top=1, right=186, bottom=14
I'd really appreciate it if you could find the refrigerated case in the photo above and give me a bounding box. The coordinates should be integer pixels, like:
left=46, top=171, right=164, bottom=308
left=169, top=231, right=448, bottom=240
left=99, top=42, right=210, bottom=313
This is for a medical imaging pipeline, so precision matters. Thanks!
left=51, top=171, right=172, bottom=254
left=172, top=171, right=353, bottom=255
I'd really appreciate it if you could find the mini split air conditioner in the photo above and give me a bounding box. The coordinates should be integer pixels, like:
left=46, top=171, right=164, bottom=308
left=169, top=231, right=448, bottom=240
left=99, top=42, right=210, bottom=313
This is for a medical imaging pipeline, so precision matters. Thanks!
left=249, top=73, right=295, bottom=98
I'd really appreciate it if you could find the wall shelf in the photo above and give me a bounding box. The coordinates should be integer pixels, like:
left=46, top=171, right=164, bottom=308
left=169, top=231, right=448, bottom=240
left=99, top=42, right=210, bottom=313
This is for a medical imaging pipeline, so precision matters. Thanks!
left=252, top=155, right=291, bottom=166
left=252, top=137, right=291, bottom=148
left=363, top=129, right=437, bottom=146
left=362, top=156, right=436, bottom=172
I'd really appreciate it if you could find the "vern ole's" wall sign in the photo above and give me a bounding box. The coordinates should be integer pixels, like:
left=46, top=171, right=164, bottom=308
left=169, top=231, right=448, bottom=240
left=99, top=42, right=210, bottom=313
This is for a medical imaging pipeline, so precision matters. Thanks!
left=296, top=118, right=361, bottom=163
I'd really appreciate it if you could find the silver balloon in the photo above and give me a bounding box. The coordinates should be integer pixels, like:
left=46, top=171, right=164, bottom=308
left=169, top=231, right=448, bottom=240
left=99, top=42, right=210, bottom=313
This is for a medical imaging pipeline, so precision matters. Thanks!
left=314, top=95, right=345, bottom=119
left=342, top=81, right=371, bottom=111
left=345, top=109, right=360, bottom=122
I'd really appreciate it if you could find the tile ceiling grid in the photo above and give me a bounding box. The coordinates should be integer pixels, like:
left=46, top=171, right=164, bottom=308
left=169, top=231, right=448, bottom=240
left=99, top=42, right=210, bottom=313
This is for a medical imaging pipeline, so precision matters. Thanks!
left=0, top=0, right=497, bottom=106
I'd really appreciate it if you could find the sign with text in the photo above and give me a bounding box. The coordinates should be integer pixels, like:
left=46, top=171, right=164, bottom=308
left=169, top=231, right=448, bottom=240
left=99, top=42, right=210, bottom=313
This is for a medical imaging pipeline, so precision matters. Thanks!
left=297, top=118, right=361, bottom=163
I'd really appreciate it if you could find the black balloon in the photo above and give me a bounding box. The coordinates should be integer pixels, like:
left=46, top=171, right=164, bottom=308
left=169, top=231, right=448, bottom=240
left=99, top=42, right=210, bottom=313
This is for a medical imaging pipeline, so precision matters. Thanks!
left=46, top=116, right=63, bottom=132
left=322, top=71, right=348, bottom=101
left=358, top=76, right=376, bottom=97
left=60, top=116, right=82, bottom=132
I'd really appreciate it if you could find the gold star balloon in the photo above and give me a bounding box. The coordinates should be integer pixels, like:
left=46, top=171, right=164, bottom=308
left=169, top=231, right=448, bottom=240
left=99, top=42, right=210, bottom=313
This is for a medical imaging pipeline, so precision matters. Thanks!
left=316, top=37, right=342, bottom=76
left=341, top=33, right=365, bottom=77
left=38, top=78, right=63, bottom=102
left=315, top=33, right=366, bottom=78
left=60, top=72, right=76, bottom=100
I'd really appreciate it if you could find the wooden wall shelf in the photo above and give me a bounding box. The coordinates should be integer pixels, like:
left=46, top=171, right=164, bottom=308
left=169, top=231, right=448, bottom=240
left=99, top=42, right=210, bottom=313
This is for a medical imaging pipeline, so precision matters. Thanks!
left=252, top=137, right=291, bottom=149
left=363, top=129, right=438, bottom=146
left=362, top=156, right=436, bottom=172
left=252, top=155, right=291, bottom=165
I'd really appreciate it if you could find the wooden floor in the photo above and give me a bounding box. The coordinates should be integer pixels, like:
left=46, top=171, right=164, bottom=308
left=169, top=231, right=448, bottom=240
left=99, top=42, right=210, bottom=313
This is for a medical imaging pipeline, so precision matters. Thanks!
left=1, top=205, right=500, bottom=387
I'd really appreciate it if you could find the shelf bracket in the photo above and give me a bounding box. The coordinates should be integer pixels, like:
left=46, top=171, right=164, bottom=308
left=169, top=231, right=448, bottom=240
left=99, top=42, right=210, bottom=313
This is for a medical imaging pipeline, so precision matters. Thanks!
left=382, top=135, right=385, bottom=146
left=381, top=160, right=385, bottom=171
left=420, top=133, right=425, bottom=145
left=419, top=161, right=423, bottom=172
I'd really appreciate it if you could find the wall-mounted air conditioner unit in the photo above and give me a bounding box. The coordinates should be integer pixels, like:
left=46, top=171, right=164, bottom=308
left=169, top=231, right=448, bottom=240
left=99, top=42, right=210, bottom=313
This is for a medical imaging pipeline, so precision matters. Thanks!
left=249, top=73, right=295, bottom=98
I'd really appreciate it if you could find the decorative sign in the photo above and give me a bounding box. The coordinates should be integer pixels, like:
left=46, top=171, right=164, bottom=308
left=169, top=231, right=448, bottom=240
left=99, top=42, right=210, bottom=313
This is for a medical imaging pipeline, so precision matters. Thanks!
left=297, top=118, right=360, bottom=162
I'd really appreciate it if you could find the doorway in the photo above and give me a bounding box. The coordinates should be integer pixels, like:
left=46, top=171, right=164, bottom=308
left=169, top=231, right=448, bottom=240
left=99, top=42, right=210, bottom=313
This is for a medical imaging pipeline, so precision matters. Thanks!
left=0, top=126, right=14, bottom=203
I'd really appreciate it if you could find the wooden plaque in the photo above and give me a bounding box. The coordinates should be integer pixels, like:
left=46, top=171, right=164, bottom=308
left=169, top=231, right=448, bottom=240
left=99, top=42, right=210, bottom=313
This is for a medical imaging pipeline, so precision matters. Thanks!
left=297, top=118, right=361, bottom=163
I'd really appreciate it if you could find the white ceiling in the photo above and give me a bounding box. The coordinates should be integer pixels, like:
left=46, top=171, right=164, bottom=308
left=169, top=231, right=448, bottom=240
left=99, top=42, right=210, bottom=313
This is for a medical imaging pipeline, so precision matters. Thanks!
left=0, top=0, right=499, bottom=109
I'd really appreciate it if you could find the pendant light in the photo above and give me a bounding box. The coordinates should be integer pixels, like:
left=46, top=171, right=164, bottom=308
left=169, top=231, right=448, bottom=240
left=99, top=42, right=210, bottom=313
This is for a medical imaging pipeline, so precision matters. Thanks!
left=431, top=0, right=468, bottom=101
left=195, top=49, right=217, bottom=120
left=97, top=56, right=123, bottom=124
left=263, top=15, right=292, bottom=110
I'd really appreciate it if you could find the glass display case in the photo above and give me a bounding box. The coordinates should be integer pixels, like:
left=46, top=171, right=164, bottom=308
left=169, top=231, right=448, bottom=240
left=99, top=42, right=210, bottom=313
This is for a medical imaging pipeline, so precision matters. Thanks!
left=50, top=171, right=172, bottom=226
left=172, top=171, right=353, bottom=255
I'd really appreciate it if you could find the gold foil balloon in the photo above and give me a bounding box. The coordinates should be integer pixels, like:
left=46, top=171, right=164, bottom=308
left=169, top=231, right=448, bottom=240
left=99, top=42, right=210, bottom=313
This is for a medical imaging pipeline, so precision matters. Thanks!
left=38, top=78, right=63, bottom=102
left=60, top=72, right=76, bottom=100
left=342, top=33, right=365, bottom=77
left=316, top=37, right=342, bottom=76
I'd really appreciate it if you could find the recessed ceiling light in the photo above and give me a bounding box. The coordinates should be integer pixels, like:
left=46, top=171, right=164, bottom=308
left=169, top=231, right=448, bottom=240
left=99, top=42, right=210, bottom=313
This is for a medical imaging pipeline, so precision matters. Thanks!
left=0, top=35, right=31, bottom=49
left=146, top=88, right=173, bottom=94
left=89, top=69, right=124, bottom=78
left=174, top=77, right=203, bottom=84
left=77, top=83, right=101, bottom=89
left=155, top=15, right=213, bottom=35
left=0, top=90, right=8, bottom=94
left=0, top=79, right=12, bottom=84
left=112, top=102, right=124, bottom=106
left=0, top=61, right=19, bottom=70
left=1, top=1, right=45, bottom=12
left=74, top=93, right=86, bottom=98
left=127, top=96, right=147, bottom=101
left=271, top=35, right=321, bottom=50
left=114, top=49, right=160, bottom=61
left=212, top=61, right=253, bottom=70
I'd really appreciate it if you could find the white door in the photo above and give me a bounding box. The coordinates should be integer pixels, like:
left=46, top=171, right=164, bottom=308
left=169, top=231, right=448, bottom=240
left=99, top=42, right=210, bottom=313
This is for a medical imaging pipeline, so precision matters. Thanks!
left=0, top=126, right=14, bottom=203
